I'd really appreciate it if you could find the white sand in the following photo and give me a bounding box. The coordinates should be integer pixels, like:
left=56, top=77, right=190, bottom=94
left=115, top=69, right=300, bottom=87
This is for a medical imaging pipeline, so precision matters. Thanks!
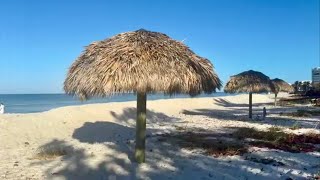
left=0, top=94, right=319, bottom=180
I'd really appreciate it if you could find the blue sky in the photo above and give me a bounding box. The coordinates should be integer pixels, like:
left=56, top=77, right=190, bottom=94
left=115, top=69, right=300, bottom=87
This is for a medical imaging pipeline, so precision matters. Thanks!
left=0, top=0, right=319, bottom=94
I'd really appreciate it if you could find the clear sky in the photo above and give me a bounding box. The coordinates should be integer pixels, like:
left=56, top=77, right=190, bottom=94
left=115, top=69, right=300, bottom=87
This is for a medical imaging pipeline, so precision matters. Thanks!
left=0, top=0, right=319, bottom=94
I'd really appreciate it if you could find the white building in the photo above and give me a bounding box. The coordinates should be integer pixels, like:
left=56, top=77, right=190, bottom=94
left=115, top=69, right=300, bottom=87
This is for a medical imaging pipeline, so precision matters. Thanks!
left=312, top=67, right=320, bottom=85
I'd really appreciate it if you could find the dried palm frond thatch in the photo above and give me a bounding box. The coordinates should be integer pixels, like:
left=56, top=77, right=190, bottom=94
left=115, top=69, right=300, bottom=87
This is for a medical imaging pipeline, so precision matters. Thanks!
left=64, top=29, right=222, bottom=163
left=224, top=70, right=274, bottom=94
left=224, top=70, right=274, bottom=119
left=271, top=78, right=294, bottom=106
left=64, top=29, right=221, bottom=100
left=271, top=78, right=293, bottom=94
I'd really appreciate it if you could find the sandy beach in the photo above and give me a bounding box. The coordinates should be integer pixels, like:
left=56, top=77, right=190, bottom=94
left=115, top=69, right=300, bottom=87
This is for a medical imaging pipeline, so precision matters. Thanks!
left=1, top=94, right=319, bottom=180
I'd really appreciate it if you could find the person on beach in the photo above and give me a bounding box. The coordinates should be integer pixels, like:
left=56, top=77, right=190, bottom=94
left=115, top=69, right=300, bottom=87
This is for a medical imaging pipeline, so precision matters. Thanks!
left=0, top=103, right=4, bottom=114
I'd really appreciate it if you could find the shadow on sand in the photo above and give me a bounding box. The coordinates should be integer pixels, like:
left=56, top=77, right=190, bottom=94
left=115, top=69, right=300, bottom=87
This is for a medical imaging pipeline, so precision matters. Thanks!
left=30, top=107, right=319, bottom=179
left=213, top=98, right=273, bottom=108
left=72, top=121, right=135, bottom=144
left=110, top=107, right=180, bottom=125
left=32, top=123, right=319, bottom=179
left=182, top=107, right=319, bottom=128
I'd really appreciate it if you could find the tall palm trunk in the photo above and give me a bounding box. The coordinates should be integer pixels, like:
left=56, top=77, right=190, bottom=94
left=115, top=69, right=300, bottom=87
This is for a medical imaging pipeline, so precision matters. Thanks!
left=135, top=92, right=147, bottom=163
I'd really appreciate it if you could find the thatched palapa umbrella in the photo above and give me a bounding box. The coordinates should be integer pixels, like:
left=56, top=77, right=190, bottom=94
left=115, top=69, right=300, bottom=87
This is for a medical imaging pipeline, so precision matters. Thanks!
left=271, top=78, right=294, bottom=106
left=64, top=29, right=222, bottom=163
left=224, top=70, right=274, bottom=119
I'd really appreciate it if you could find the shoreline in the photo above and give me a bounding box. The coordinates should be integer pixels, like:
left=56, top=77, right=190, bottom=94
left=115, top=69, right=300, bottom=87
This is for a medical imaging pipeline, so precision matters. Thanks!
left=0, top=92, right=244, bottom=114
left=0, top=92, right=277, bottom=116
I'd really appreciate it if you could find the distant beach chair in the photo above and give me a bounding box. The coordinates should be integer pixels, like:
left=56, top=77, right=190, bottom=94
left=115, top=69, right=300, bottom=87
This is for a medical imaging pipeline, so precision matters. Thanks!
left=263, top=107, right=267, bottom=120
left=254, top=108, right=267, bottom=121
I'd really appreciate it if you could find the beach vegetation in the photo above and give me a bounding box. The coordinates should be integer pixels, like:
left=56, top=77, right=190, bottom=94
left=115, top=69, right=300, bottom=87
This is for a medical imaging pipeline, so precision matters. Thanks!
left=280, top=109, right=320, bottom=117
left=289, top=123, right=301, bottom=130
left=34, top=143, right=68, bottom=160
left=170, top=127, right=320, bottom=157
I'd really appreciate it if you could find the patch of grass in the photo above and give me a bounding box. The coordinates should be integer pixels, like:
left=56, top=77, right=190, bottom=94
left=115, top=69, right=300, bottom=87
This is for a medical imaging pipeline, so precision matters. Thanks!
left=304, top=109, right=320, bottom=116
left=293, top=111, right=311, bottom=117
left=233, top=127, right=320, bottom=153
left=279, top=99, right=310, bottom=106
left=206, top=143, right=247, bottom=157
left=289, top=123, right=301, bottom=130
left=268, top=126, right=282, bottom=132
left=278, top=100, right=295, bottom=107
left=167, top=127, right=320, bottom=158
left=280, top=109, right=314, bottom=117
left=296, top=110, right=313, bottom=117
left=174, top=125, right=187, bottom=131
left=233, top=126, right=285, bottom=142
left=173, top=133, right=247, bottom=157
left=34, top=144, right=68, bottom=160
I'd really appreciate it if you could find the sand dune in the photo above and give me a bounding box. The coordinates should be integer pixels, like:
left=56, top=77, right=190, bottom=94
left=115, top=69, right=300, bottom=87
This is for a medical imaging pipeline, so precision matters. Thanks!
left=0, top=94, right=319, bottom=180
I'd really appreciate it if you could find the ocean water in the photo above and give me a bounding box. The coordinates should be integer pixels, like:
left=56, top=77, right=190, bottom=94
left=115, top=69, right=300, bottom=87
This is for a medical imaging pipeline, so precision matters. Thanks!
left=0, top=92, right=229, bottom=114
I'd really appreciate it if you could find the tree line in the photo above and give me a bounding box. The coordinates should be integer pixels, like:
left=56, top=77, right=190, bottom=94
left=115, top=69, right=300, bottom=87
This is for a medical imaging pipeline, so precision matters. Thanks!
left=292, top=81, right=320, bottom=95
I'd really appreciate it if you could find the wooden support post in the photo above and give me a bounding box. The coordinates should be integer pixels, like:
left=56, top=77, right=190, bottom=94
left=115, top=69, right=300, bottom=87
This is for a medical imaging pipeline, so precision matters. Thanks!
left=249, top=92, right=252, bottom=119
left=135, top=92, right=147, bottom=163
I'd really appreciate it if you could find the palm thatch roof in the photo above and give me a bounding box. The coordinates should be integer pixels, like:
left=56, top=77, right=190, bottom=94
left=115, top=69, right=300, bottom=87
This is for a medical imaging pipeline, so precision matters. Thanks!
left=224, top=70, right=275, bottom=93
left=64, top=29, right=221, bottom=100
left=271, top=78, right=294, bottom=94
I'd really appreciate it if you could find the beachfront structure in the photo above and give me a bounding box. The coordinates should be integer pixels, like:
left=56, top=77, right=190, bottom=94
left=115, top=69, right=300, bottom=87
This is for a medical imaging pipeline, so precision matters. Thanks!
left=64, top=29, right=222, bottom=163
left=271, top=78, right=294, bottom=106
left=224, top=70, right=275, bottom=119
left=312, top=67, right=320, bottom=86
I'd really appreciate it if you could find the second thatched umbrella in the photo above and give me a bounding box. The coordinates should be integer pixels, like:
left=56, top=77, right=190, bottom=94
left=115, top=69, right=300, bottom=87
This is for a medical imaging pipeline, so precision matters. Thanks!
left=271, top=78, right=294, bottom=106
left=64, top=29, right=222, bottom=163
left=224, top=70, right=274, bottom=119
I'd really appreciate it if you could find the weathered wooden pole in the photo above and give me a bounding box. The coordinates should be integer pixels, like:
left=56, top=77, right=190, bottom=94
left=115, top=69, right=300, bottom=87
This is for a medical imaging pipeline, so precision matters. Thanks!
left=135, top=92, right=147, bottom=163
left=249, top=92, right=252, bottom=119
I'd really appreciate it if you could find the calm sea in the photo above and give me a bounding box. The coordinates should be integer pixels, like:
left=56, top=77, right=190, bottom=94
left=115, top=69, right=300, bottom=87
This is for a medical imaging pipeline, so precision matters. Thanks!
left=0, top=92, right=229, bottom=114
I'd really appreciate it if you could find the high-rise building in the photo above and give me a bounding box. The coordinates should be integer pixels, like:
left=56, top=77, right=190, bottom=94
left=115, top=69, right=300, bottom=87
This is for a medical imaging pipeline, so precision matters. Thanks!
left=312, top=67, right=320, bottom=86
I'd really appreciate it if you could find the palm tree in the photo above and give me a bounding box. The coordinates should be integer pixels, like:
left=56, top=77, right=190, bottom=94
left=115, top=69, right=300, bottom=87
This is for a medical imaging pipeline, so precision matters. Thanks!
left=293, top=81, right=299, bottom=93
left=298, top=81, right=303, bottom=92
left=303, top=81, right=311, bottom=93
